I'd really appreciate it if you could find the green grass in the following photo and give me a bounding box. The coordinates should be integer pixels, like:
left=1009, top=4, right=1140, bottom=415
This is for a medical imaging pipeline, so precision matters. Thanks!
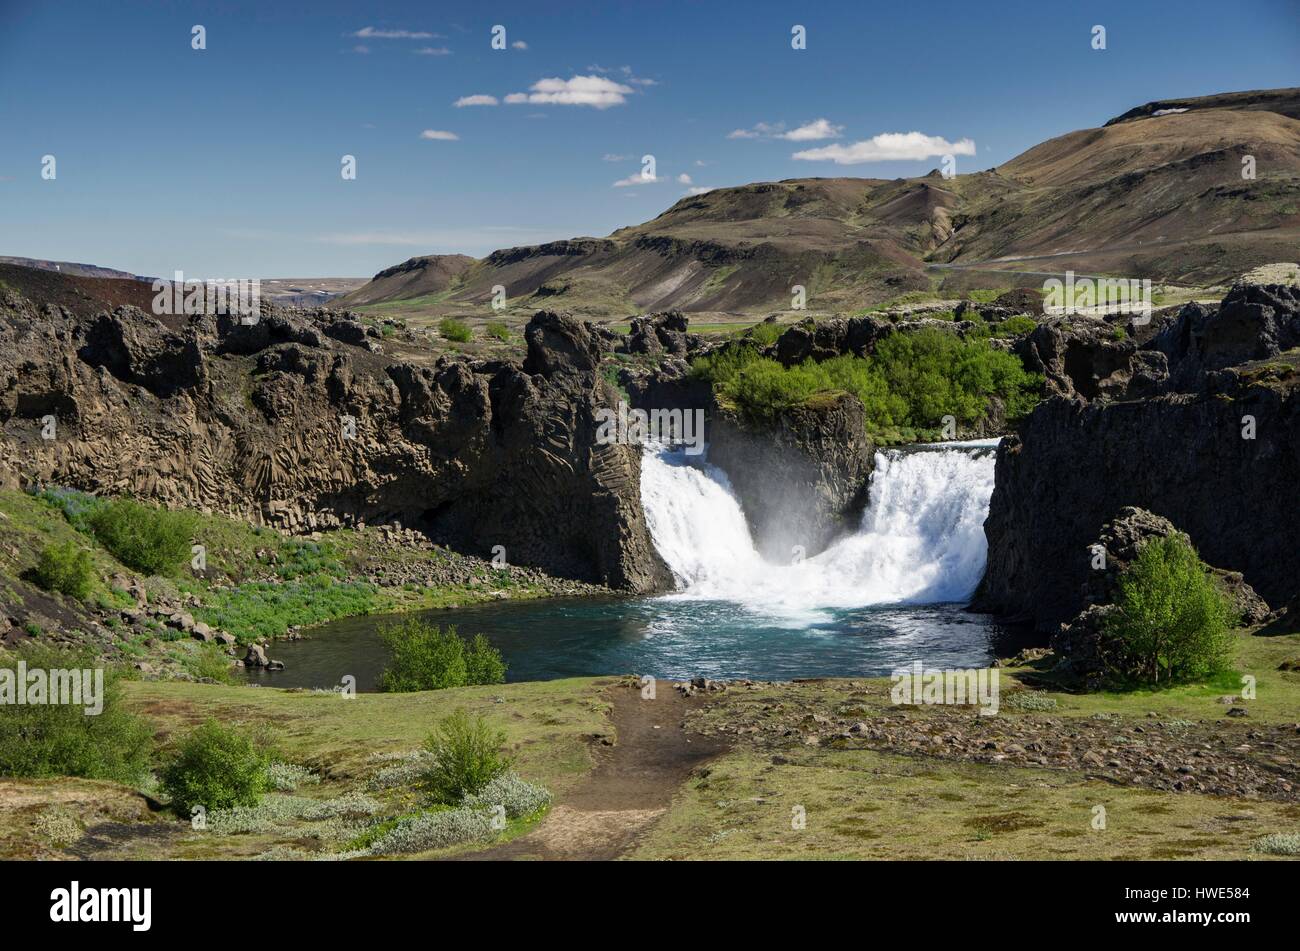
left=631, top=743, right=1298, bottom=860
left=0, top=489, right=555, bottom=650
left=637, top=629, right=1300, bottom=860
left=0, top=675, right=612, bottom=859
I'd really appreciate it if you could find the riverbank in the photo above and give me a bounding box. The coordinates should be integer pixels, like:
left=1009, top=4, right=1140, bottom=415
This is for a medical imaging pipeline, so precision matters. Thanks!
left=0, top=487, right=606, bottom=680
left=4, top=621, right=1297, bottom=861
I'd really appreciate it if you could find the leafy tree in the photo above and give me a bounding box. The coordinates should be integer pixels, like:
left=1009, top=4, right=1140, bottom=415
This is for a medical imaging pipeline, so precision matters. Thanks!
left=1104, top=535, right=1235, bottom=684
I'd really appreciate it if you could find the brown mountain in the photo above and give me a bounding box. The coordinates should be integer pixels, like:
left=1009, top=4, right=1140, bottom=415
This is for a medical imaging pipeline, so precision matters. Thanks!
left=339, top=87, right=1300, bottom=316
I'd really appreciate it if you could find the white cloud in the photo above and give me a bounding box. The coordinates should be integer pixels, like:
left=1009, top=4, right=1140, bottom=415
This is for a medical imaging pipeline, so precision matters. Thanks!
left=729, top=119, right=843, bottom=142
left=454, top=94, right=498, bottom=107
left=727, top=121, right=784, bottom=140
left=613, top=172, right=660, bottom=187
left=420, top=129, right=460, bottom=141
left=414, top=46, right=451, bottom=56
left=506, top=75, right=635, bottom=109
left=602, top=153, right=632, bottom=162
left=686, top=186, right=715, bottom=195
left=352, top=45, right=371, bottom=54
left=353, top=27, right=438, bottom=39
left=792, top=131, right=976, bottom=164
left=511, top=40, right=528, bottom=50
left=677, top=173, right=692, bottom=184
left=779, top=118, right=843, bottom=141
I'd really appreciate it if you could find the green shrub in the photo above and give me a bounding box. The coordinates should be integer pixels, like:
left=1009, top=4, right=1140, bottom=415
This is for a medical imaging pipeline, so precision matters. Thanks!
left=420, top=710, right=511, bottom=803
left=464, top=633, right=508, bottom=685
left=87, top=498, right=197, bottom=576
left=439, top=318, right=473, bottom=343
left=992, top=315, right=1038, bottom=338
left=1103, top=535, right=1235, bottom=685
left=159, top=719, right=272, bottom=815
left=485, top=321, right=511, bottom=342
left=182, top=643, right=233, bottom=684
left=0, top=644, right=152, bottom=784
left=378, top=619, right=506, bottom=693
left=698, top=327, right=1041, bottom=439
left=688, top=338, right=765, bottom=385
left=32, top=541, right=95, bottom=599
left=737, top=320, right=784, bottom=346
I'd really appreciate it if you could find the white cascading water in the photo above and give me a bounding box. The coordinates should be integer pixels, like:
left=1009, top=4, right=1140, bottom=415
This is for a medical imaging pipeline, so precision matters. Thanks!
left=640, top=440, right=998, bottom=624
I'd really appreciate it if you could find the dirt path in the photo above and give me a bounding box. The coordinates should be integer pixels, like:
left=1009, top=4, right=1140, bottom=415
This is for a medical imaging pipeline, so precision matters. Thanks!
left=459, top=682, right=729, bottom=861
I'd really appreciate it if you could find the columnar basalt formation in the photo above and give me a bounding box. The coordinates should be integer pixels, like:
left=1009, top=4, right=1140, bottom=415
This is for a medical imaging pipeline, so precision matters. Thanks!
left=0, top=291, right=671, bottom=592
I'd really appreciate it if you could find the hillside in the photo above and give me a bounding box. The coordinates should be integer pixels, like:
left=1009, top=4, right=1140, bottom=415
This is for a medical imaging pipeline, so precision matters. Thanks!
left=338, top=87, right=1300, bottom=318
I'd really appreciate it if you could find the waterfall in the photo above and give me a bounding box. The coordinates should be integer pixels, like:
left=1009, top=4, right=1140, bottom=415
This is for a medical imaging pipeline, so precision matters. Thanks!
left=640, top=440, right=998, bottom=622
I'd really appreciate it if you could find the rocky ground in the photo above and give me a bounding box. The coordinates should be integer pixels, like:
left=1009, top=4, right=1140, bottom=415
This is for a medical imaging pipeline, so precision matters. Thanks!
left=684, top=678, right=1300, bottom=803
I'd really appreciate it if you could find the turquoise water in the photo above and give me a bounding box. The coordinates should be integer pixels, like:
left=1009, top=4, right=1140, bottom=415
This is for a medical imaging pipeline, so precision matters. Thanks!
left=242, top=596, right=1013, bottom=690
left=242, top=441, right=1015, bottom=691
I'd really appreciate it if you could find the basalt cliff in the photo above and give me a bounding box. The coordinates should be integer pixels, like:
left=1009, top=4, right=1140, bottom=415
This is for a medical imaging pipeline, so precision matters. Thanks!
left=974, top=269, right=1300, bottom=634
left=0, top=287, right=672, bottom=592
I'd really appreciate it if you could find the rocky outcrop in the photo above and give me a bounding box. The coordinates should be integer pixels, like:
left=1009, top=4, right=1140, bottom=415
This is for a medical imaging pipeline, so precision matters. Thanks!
left=1152, top=280, right=1300, bottom=391
left=708, top=395, right=873, bottom=559
left=620, top=312, right=695, bottom=358
left=975, top=277, right=1300, bottom=632
left=0, top=293, right=671, bottom=592
left=1049, top=507, right=1269, bottom=686
left=1015, top=319, right=1168, bottom=400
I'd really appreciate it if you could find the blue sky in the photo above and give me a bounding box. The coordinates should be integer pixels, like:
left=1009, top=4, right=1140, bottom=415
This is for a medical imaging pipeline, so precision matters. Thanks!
left=1, top=0, right=1296, bottom=278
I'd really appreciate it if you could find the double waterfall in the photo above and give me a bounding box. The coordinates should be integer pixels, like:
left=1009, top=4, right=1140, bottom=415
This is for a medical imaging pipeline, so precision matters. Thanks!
left=640, top=441, right=998, bottom=622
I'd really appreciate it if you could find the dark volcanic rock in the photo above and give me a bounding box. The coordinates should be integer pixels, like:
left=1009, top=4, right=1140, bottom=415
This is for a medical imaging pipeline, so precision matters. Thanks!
left=77, top=308, right=205, bottom=397
left=621, top=311, right=694, bottom=358
left=0, top=296, right=671, bottom=592
left=523, top=310, right=611, bottom=375
left=708, top=394, right=873, bottom=559
left=1153, top=282, right=1300, bottom=391
left=1016, top=318, right=1166, bottom=400
left=974, top=281, right=1300, bottom=632
left=1050, top=507, right=1269, bottom=685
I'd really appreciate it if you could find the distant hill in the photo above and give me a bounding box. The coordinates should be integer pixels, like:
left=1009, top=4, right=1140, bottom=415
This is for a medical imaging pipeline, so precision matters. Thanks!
left=0, top=262, right=158, bottom=317
left=340, top=87, right=1300, bottom=316
left=0, top=256, right=153, bottom=282
left=337, top=254, right=475, bottom=307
